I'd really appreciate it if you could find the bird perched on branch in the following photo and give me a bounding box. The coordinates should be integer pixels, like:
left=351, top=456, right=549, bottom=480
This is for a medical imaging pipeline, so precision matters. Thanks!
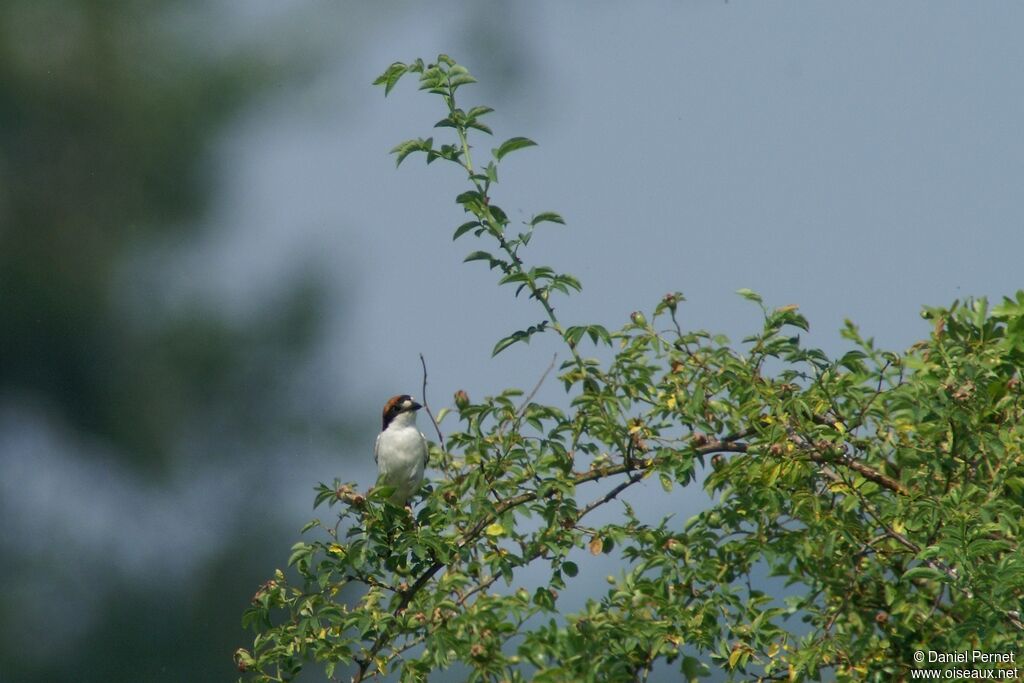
left=374, top=394, right=428, bottom=506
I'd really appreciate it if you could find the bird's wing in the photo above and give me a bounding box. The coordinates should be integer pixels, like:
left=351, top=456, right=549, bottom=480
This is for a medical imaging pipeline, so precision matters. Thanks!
left=420, top=431, right=429, bottom=467
left=374, top=432, right=381, bottom=465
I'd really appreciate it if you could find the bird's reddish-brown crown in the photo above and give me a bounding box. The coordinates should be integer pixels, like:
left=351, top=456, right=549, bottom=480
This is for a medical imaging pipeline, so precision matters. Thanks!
left=381, top=394, right=415, bottom=430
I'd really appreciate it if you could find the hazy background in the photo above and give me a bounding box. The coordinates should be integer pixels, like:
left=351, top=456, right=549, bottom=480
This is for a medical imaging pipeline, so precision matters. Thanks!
left=2, top=2, right=1022, bottom=680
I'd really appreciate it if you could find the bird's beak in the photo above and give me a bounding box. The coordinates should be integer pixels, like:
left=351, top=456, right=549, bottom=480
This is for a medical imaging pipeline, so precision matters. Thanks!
left=409, top=401, right=423, bottom=411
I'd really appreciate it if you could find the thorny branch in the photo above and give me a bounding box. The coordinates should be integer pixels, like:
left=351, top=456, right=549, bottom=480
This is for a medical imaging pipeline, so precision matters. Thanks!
left=351, top=434, right=749, bottom=681
left=350, top=394, right=924, bottom=680
left=819, top=443, right=1023, bottom=633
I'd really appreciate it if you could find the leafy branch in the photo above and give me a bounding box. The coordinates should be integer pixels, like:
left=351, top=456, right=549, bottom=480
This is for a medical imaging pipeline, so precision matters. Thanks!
left=378, top=56, right=585, bottom=365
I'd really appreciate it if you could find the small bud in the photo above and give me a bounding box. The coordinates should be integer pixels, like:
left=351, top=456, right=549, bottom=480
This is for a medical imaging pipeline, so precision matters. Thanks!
left=235, top=648, right=255, bottom=672
left=769, top=443, right=784, bottom=457
left=630, top=311, right=647, bottom=326
left=662, top=292, right=682, bottom=312
left=710, top=454, right=725, bottom=470
left=951, top=381, right=975, bottom=402
left=454, top=389, right=470, bottom=409
left=252, top=579, right=277, bottom=602
left=874, top=610, right=889, bottom=625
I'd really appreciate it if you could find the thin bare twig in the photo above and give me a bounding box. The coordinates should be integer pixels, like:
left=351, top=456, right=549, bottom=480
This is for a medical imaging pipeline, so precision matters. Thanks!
left=418, top=353, right=445, bottom=452
left=517, top=353, right=558, bottom=417
left=577, top=470, right=645, bottom=519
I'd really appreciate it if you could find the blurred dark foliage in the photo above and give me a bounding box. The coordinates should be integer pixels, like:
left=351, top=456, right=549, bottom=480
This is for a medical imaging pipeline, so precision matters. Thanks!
left=0, top=0, right=313, bottom=471
left=0, top=1, right=334, bottom=680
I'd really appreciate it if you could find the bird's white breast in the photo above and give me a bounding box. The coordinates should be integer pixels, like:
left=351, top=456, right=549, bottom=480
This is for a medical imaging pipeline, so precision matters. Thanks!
left=375, top=423, right=427, bottom=503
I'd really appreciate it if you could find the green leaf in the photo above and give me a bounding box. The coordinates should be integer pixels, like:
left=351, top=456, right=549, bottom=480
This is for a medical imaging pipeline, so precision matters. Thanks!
left=287, top=542, right=311, bottom=567
left=992, top=290, right=1024, bottom=318
left=548, top=274, right=583, bottom=296
left=562, top=561, right=579, bottom=577
left=484, top=161, right=499, bottom=184
left=453, top=221, right=481, bottom=241
left=466, top=120, right=493, bottom=135
left=681, top=656, right=705, bottom=682
left=838, top=349, right=867, bottom=372
left=373, top=62, right=409, bottom=96
left=902, top=565, right=947, bottom=582
left=369, top=485, right=395, bottom=501
left=314, top=483, right=336, bottom=508
left=464, top=250, right=505, bottom=270
left=467, top=105, right=494, bottom=119
left=493, top=136, right=537, bottom=161
left=446, top=64, right=477, bottom=88
left=464, top=250, right=494, bottom=263
left=736, top=288, right=762, bottom=304
left=498, top=272, right=530, bottom=287
left=418, top=64, right=446, bottom=92
left=529, top=211, right=566, bottom=227
left=489, top=205, right=509, bottom=226
left=492, top=333, right=523, bottom=356
left=532, top=587, right=556, bottom=611
left=769, top=305, right=810, bottom=332
left=564, top=326, right=587, bottom=347
left=390, top=137, right=433, bottom=167
left=585, top=324, right=612, bottom=346
left=455, top=190, right=485, bottom=206
left=492, top=322, right=548, bottom=356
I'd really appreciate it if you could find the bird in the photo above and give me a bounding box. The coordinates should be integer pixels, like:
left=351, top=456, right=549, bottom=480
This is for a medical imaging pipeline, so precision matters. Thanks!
left=374, top=394, right=428, bottom=506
